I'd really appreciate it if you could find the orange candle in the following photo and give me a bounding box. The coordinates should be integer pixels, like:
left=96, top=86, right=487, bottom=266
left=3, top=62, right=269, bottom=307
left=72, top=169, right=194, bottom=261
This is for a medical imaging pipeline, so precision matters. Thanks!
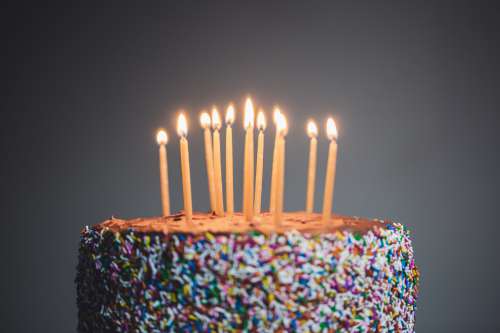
left=242, top=97, right=255, bottom=221
left=211, top=107, right=224, bottom=215
left=269, top=107, right=281, bottom=213
left=225, top=104, right=235, bottom=216
left=254, top=110, right=266, bottom=215
left=177, top=113, right=193, bottom=223
left=200, top=112, right=216, bottom=212
left=156, top=129, right=170, bottom=216
left=322, top=118, right=338, bottom=222
left=305, top=121, right=318, bottom=213
left=273, top=113, right=287, bottom=226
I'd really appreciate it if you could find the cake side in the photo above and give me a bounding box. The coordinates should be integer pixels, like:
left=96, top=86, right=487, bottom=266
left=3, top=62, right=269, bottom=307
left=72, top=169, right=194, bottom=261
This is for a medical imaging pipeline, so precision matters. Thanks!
left=77, top=212, right=419, bottom=332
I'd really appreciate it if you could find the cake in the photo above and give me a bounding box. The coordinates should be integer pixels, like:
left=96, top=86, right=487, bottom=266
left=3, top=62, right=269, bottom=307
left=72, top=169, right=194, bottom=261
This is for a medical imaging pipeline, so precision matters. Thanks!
left=76, top=212, right=419, bottom=332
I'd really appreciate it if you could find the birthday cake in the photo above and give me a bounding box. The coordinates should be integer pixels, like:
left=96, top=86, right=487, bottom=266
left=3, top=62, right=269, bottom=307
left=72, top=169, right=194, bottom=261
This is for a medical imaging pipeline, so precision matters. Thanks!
left=76, top=212, right=419, bottom=332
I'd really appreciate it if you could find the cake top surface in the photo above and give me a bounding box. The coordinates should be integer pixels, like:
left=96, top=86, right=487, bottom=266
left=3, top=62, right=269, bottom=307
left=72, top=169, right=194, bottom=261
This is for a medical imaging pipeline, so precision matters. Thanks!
left=97, top=211, right=390, bottom=235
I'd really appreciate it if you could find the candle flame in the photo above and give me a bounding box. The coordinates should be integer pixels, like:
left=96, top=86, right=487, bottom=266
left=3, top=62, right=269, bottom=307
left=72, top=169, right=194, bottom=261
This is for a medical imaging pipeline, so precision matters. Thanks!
left=276, top=113, right=288, bottom=136
left=177, top=113, right=188, bottom=137
left=307, top=120, right=318, bottom=138
left=200, top=111, right=211, bottom=129
left=256, top=110, right=266, bottom=130
left=225, top=103, right=235, bottom=125
left=156, top=129, right=168, bottom=145
left=244, top=97, right=254, bottom=129
left=211, top=107, right=221, bottom=130
left=326, top=117, right=338, bottom=141
left=273, top=106, right=281, bottom=124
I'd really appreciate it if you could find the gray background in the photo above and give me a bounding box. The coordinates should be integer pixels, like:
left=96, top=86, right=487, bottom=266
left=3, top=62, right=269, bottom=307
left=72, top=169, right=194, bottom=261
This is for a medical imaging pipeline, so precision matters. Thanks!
left=2, top=1, right=500, bottom=332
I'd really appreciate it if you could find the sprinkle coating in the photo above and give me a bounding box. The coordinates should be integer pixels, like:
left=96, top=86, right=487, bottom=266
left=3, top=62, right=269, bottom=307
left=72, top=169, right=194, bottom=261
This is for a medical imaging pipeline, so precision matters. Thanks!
left=76, top=223, right=419, bottom=332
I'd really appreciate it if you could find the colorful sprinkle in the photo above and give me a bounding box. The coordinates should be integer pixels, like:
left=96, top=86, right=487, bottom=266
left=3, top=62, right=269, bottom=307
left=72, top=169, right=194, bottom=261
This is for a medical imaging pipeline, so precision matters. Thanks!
left=76, top=223, right=419, bottom=332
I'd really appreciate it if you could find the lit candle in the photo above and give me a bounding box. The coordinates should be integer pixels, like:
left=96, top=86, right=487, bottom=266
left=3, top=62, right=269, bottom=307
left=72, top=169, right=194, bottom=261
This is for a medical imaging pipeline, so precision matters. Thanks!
left=156, top=129, right=170, bottom=216
left=200, top=112, right=216, bottom=212
left=254, top=110, right=266, bottom=215
left=242, top=97, right=255, bottom=221
left=225, top=104, right=235, bottom=216
left=274, top=113, right=287, bottom=226
left=177, top=113, right=193, bottom=223
left=322, top=117, right=338, bottom=222
left=269, top=107, right=281, bottom=213
left=211, top=107, right=224, bottom=216
left=305, top=120, right=318, bottom=213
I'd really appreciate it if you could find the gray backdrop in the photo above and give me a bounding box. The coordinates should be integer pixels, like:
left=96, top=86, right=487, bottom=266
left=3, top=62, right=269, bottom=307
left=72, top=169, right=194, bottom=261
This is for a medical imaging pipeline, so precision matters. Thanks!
left=2, top=1, right=500, bottom=332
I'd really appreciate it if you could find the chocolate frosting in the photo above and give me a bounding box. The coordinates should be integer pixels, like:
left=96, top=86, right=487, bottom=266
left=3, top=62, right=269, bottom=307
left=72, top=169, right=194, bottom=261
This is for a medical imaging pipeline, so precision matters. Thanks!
left=97, top=211, right=389, bottom=235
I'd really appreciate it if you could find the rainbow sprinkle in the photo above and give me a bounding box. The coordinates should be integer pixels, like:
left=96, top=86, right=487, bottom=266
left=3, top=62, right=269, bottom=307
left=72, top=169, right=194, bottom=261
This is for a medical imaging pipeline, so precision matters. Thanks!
left=76, top=223, right=419, bottom=332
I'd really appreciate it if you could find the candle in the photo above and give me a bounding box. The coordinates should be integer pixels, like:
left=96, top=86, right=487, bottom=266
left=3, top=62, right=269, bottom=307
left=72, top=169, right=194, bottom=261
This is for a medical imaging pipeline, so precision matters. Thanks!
left=200, top=112, right=216, bottom=212
left=269, top=107, right=281, bottom=213
left=211, top=107, right=224, bottom=216
left=225, top=104, right=235, bottom=216
left=242, top=97, right=255, bottom=221
left=253, top=110, right=266, bottom=215
left=305, top=121, right=318, bottom=213
left=156, top=129, right=170, bottom=216
left=177, top=113, right=193, bottom=222
left=322, top=117, right=338, bottom=222
left=273, top=113, right=287, bottom=226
